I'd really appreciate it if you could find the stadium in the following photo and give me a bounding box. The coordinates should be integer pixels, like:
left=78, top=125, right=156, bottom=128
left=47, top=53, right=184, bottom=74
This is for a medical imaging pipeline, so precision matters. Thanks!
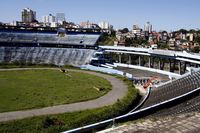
left=0, top=25, right=200, bottom=133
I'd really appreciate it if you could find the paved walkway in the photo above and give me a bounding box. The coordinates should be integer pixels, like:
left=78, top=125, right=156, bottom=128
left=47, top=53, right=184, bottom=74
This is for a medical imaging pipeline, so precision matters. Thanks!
left=0, top=68, right=128, bottom=122
left=99, top=112, right=200, bottom=133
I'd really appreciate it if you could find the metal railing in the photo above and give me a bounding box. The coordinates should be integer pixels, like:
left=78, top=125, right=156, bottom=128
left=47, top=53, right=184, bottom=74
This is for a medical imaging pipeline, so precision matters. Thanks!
left=128, top=87, right=151, bottom=113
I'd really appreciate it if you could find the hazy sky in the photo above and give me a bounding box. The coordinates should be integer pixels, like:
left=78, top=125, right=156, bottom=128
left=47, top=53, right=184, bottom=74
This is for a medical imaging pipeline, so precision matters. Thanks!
left=0, top=0, right=200, bottom=31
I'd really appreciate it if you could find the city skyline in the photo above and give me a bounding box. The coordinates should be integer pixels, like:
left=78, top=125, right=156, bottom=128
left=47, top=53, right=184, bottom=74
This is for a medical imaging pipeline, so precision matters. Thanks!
left=0, top=0, right=200, bottom=31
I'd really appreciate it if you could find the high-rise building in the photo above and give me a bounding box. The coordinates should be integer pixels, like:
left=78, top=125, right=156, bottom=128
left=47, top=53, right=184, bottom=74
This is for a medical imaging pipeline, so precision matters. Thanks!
left=21, top=8, right=36, bottom=23
left=42, top=14, right=57, bottom=27
left=56, top=13, right=66, bottom=24
left=42, top=14, right=56, bottom=24
left=98, top=21, right=110, bottom=29
left=144, top=22, right=152, bottom=33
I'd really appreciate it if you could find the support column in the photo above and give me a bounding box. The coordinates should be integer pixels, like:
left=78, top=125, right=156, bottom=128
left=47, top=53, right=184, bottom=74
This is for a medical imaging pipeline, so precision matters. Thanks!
left=119, top=54, right=122, bottom=63
left=179, top=61, right=182, bottom=74
left=184, top=62, right=187, bottom=73
left=172, top=60, right=176, bottom=72
left=142, top=56, right=145, bottom=66
left=128, top=54, right=131, bottom=65
left=169, top=59, right=175, bottom=72
left=169, top=59, right=172, bottom=72
left=149, top=57, right=151, bottom=68
left=151, top=57, right=154, bottom=68
left=162, top=60, right=165, bottom=70
left=111, top=52, right=114, bottom=63
left=158, top=58, right=161, bottom=70
left=138, top=56, right=141, bottom=66
left=110, top=52, right=113, bottom=62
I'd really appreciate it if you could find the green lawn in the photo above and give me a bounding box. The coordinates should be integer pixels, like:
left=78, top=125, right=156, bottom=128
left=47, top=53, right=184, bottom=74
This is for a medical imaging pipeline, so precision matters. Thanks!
left=0, top=78, right=139, bottom=133
left=0, top=70, right=111, bottom=112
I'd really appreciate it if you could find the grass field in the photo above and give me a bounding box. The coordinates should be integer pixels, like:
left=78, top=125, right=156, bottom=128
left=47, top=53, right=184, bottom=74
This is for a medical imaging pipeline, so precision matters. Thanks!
left=0, top=77, right=139, bottom=133
left=0, top=70, right=111, bottom=112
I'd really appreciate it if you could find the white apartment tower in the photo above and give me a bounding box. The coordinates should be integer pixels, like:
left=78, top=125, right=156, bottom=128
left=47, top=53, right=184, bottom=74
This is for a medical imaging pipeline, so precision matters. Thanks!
left=42, top=14, right=56, bottom=24
left=21, top=8, right=36, bottom=23
left=144, top=22, right=152, bottom=33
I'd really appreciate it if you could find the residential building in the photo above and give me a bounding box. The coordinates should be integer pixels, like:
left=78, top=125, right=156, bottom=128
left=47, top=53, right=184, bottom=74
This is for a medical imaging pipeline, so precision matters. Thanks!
left=132, top=25, right=142, bottom=36
left=160, top=31, right=168, bottom=42
left=144, top=22, right=152, bottom=33
left=42, top=14, right=56, bottom=27
left=42, top=14, right=56, bottom=24
left=187, top=33, right=194, bottom=42
left=21, top=8, right=36, bottom=23
left=80, top=21, right=99, bottom=29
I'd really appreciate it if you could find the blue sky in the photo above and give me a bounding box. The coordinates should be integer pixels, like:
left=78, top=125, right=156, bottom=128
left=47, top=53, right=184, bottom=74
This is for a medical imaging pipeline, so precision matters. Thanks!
left=0, top=0, right=200, bottom=31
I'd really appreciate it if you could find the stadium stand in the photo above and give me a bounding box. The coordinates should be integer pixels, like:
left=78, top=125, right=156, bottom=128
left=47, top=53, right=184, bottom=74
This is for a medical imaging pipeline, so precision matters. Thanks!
left=150, top=94, right=200, bottom=117
left=0, top=47, right=95, bottom=66
left=139, top=70, right=200, bottom=110
left=0, top=29, right=100, bottom=47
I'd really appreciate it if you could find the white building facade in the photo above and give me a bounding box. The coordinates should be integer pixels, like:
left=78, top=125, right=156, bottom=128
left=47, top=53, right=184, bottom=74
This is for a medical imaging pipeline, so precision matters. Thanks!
left=144, top=22, right=152, bottom=33
left=42, top=14, right=57, bottom=27
left=42, top=14, right=56, bottom=23
left=98, top=21, right=110, bottom=29
left=21, top=8, right=36, bottom=23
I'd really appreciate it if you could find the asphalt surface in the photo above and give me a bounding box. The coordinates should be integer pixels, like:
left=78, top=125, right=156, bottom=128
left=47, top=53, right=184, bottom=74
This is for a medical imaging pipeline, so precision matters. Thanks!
left=0, top=68, right=128, bottom=122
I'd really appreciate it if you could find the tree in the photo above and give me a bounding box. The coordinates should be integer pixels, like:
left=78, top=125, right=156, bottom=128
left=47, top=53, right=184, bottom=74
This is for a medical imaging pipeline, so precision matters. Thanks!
left=158, top=42, right=169, bottom=49
left=110, top=30, right=116, bottom=37
left=189, top=29, right=196, bottom=33
left=179, top=29, right=188, bottom=34
left=136, top=37, right=148, bottom=45
left=191, top=46, right=200, bottom=53
left=194, top=36, right=200, bottom=43
left=125, top=37, right=147, bottom=46
left=97, top=32, right=117, bottom=45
